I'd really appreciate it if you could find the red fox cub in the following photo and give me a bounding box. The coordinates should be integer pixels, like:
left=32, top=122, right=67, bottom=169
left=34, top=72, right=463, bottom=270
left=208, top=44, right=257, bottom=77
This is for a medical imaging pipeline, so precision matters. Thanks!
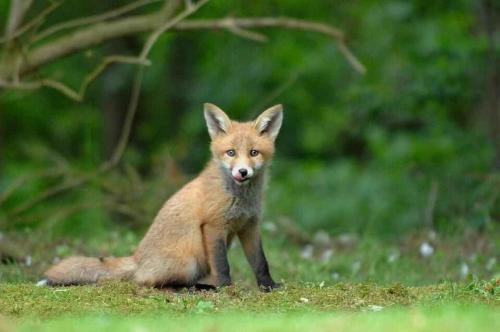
left=41, top=103, right=283, bottom=290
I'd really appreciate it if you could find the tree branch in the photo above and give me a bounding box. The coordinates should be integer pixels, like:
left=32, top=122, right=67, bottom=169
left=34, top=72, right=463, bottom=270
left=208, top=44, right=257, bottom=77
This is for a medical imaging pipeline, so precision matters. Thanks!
left=0, top=1, right=61, bottom=44
left=32, top=0, right=163, bottom=43
left=0, top=1, right=366, bottom=225
left=1, top=0, right=210, bottom=221
left=4, top=0, right=33, bottom=41
left=176, top=17, right=344, bottom=39
left=174, top=17, right=365, bottom=73
left=0, top=14, right=364, bottom=79
left=0, top=77, right=80, bottom=100
left=106, top=0, right=210, bottom=168
left=0, top=56, right=151, bottom=101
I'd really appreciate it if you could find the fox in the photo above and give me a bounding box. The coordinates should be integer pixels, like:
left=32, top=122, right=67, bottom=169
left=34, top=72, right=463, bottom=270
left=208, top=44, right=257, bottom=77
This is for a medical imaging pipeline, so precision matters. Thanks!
left=40, top=103, right=283, bottom=290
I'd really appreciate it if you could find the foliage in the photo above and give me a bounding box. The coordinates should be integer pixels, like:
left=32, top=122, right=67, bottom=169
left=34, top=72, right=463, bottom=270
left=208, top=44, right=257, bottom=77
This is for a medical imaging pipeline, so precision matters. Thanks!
left=1, top=0, right=498, bottom=238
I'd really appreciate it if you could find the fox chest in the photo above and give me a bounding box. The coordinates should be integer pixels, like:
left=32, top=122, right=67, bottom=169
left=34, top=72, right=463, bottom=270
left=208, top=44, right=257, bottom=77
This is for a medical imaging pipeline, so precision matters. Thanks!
left=220, top=176, right=265, bottom=231
left=224, top=195, right=261, bottom=231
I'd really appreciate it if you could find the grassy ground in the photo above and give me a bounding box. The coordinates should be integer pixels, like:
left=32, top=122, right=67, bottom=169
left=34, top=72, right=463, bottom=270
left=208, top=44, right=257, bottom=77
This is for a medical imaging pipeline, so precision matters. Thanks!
left=0, top=306, right=498, bottom=332
left=0, top=280, right=498, bottom=331
left=1, top=226, right=499, bottom=285
left=1, top=280, right=499, bottom=317
left=0, top=228, right=499, bottom=331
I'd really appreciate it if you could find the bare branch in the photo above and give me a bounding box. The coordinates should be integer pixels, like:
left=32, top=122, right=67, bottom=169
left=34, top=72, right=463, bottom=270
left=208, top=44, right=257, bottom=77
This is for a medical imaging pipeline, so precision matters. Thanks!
left=0, top=167, right=67, bottom=207
left=0, top=1, right=367, bottom=226
left=1, top=0, right=210, bottom=220
left=1, top=1, right=61, bottom=44
left=107, top=0, right=211, bottom=168
left=176, top=17, right=344, bottom=39
left=224, top=18, right=268, bottom=42
left=337, top=41, right=367, bottom=75
left=159, top=0, right=182, bottom=20
left=0, top=78, right=80, bottom=100
left=140, top=0, right=209, bottom=59
left=6, top=174, right=91, bottom=217
left=4, top=0, right=32, bottom=40
left=33, top=0, right=163, bottom=42
left=79, top=55, right=151, bottom=99
left=0, top=56, right=151, bottom=101
left=0, top=14, right=159, bottom=79
left=0, top=13, right=364, bottom=79
left=174, top=17, right=365, bottom=73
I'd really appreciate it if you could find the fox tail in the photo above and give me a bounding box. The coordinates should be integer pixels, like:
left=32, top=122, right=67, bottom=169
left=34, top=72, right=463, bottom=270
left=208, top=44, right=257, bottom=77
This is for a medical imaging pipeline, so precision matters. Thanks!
left=39, top=256, right=137, bottom=286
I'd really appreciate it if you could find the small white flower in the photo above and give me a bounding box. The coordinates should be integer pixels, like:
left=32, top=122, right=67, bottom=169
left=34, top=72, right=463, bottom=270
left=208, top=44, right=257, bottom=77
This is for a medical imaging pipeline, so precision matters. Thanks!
left=300, top=297, right=309, bottom=303
left=387, top=251, right=400, bottom=263
left=319, top=281, right=325, bottom=288
left=338, top=233, right=357, bottom=246
left=262, top=222, right=277, bottom=233
left=368, top=305, right=384, bottom=312
left=320, top=249, right=334, bottom=262
left=460, top=262, right=469, bottom=279
left=486, top=257, right=496, bottom=271
left=419, top=242, right=434, bottom=258
left=36, top=279, right=48, bottom=287
left=301, top=245, right=314, bottom=259
left=351, top=261, right=361, bottom=274
left=313, top=231, right=331, bottom=247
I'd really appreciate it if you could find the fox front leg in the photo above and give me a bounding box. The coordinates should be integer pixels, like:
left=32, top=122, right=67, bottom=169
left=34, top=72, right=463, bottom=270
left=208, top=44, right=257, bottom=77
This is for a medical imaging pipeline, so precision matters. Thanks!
left=200, top=224, right=231, bottom=288
left=238, top=222, right=280, bottom=291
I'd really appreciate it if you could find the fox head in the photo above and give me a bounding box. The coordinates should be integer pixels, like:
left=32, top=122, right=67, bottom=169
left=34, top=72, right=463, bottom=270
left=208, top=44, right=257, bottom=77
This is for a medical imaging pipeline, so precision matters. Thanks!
left=204, top=103, right=283, bottom=185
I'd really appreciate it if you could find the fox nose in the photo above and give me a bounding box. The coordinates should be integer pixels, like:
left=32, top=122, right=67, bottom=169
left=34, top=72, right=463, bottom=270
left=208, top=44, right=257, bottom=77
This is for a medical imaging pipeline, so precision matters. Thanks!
left=238, top=168, right=248, bottom=177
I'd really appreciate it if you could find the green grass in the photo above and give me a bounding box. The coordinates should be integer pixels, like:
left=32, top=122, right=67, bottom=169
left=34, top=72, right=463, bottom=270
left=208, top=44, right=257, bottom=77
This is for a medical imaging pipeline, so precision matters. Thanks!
left=0, top=280, right=498, bottom=331
left=1, top=229, right=498, bottom=331
left=0, top=279, right=498, bottom=317
left=0, top=306, right=494, bottom=332
left=1, top=228, right=498, bottom=285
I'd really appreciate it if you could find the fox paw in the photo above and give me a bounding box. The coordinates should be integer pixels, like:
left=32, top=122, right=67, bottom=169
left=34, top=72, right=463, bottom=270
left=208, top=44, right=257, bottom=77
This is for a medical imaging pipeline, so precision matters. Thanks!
left=258, top=282, right=282, bottom=292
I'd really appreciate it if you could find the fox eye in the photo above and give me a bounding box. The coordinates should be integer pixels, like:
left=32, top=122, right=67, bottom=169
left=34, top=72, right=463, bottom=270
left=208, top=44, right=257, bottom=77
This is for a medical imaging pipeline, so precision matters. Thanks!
left=226, top=150, right=236, bottom=157
left=250, top=149, right=259, bottom=157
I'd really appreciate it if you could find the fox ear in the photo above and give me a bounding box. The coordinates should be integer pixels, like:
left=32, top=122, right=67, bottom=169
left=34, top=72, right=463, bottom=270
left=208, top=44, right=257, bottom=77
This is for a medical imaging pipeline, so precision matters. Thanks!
left=254, top=104, right=283, bottom=141
left=204, top=103, right=232, bottom=139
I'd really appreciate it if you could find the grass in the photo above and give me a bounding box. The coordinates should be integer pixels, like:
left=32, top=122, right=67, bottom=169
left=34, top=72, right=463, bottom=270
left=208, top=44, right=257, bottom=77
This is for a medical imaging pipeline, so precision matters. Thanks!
left=1, top=227, right=499, bottom=285
left=0, top=227, right=499, bottom=331
left=0, top=279, right=499, bottom=318
left=0, top=280, right=498, bottom=331
left=0, top=306, right=496, bottom=332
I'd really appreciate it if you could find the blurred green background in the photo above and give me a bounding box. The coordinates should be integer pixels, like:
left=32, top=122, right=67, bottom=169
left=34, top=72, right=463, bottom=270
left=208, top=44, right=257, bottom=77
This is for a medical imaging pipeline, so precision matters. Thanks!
left=0, top=0, right=498, bottom=283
